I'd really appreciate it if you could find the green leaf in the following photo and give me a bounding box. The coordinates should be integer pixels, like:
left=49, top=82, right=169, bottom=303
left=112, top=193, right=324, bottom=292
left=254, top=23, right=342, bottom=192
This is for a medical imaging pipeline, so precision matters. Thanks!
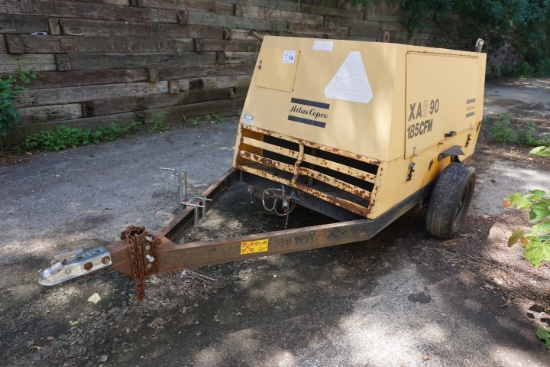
left=504, top=192, right=522, bottom=206
left=524, top=241, right=545, bottom=267
left=530, top=190, right=547, bottom=200
left=529, top=202, right=550, bottom=222
left=508, top=229, right=524, bottom=247
left=538, top=221, right=550, bottom=232
left=530, top=146, right=550, bottom=157
left=515, top=196, right=533, bottom=210
left=536, top=328, right=550, bottom=341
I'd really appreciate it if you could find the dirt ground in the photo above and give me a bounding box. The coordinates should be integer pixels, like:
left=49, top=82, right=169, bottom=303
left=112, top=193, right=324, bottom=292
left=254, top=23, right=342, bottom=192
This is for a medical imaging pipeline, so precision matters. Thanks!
left=1, top=78, right=550, bottom=367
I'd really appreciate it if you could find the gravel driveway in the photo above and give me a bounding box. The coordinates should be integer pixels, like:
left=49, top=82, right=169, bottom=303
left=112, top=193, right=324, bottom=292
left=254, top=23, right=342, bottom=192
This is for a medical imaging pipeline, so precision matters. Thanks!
left=1, top=79, right=550, bottom=366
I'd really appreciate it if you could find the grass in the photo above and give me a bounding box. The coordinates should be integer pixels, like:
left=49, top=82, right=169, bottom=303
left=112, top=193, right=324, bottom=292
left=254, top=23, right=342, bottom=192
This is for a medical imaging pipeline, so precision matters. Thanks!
left=485, top=113, right=549, bottom=147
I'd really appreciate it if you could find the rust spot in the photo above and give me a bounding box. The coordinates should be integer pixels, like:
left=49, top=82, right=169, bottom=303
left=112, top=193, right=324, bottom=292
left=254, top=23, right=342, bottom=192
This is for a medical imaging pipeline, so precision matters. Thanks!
left=84, top=262, right=93, bottom=271
left=102, top=256, right=111, bottom=264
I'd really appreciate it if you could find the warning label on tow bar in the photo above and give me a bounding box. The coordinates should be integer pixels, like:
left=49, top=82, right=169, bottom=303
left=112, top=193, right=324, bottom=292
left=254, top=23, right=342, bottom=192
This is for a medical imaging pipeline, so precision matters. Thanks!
left=240, top=239, right=269, bottom=255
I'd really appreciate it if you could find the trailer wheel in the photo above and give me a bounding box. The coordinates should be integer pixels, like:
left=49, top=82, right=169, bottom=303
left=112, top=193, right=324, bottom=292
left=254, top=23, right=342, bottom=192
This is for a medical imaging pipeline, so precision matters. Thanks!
left=426, top=163, right=476, bottom=240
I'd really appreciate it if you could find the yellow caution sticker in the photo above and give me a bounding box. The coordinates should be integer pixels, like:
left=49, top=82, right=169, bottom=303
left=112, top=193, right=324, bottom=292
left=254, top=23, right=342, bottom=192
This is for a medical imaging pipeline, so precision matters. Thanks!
left=240, top=239, right=269, bottom=255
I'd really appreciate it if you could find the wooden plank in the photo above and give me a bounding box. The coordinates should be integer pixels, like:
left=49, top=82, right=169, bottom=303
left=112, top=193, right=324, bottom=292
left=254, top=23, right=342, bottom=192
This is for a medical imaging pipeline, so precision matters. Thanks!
left=232, top=0, right=364, bottom=20
left=220, top=52, right=258, bottom=64
left=0, top=14, right=48, bottom=34
left=0, top=54, right=56, bottom=73
left=300, top=3, right=363, bottom=20
left=5, top=35, right=194, bottom=53
left=345, top=35, right=379, bottom=42
left=226, top=29, right=262, bottom=41
left=365, top=12, right=401, bottom=23
left=187, top=11, right=287, bottom=32
left=1, top=0, right=178, bottom=24
left=0, top=35, right=7, bottom=53
left=64, top=52, right=217, bottom=71
left=240, top=7, right=324, bottom=26
left=142, top=98, right=245, bottom=123
left=158, top=62, right=254, bottom=80
left=327, top=17, right=379, bottom=29
left=349, top=28, right=391, bottom=39
left=18, top=104, right=82, bottom=124
left=7, top=112, right=137, bottom=145
left=4, top=35, right=262, bottom=54
left=49, top=18, right=223, bottom=39
left=19, top=69, right=148, bottom=89
left=138, top=0, right=234, bottom=15
left=286, top=24, right=349, bottom=38
left=380, top=22, right=406, bottom=32
left=91, top=87, right=248, bottom=115
left=176, top=75, right=251, bottom=92
left=200, top=39, right=262, bottom=52
left=77, top=0, right=130, bottom=5
left=15, top=81, right=169, bottom=107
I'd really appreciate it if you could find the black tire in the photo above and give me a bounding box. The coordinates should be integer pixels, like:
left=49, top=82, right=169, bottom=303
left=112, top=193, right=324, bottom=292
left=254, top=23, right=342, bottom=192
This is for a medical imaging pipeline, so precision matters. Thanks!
left=426, top=163, right=476, bottom=240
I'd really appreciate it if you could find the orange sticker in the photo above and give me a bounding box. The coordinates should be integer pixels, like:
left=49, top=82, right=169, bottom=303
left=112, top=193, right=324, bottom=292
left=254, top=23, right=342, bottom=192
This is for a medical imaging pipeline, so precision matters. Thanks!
left=240, top=239, right=269, bottom=255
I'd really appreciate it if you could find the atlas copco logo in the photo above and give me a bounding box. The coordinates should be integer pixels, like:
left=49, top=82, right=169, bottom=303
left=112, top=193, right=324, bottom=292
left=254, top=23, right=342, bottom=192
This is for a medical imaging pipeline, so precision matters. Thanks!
left=287, top=98, right=330, bottom=129
left=290, top=105, right=328, bottom=120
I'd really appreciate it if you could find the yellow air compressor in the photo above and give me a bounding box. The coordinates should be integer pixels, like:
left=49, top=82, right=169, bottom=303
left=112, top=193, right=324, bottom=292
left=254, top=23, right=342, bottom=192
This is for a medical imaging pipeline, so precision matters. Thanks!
left=233, top=36, right=486, bottom=239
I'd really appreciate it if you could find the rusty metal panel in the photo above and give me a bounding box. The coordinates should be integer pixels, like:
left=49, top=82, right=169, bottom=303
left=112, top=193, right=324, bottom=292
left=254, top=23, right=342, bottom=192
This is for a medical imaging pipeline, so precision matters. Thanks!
left=242, top=136, right=300, bottom=159
left=237, top=150, right=373, bottom=200
left=240, top=125, right=382, bottom=166
left=237, top=151, right=295, bottom=174
left=297, top=166, right=372, bottom=199
left=237, top=164, right=370, bottom=217
left=301, top=154, right=377, bottom=183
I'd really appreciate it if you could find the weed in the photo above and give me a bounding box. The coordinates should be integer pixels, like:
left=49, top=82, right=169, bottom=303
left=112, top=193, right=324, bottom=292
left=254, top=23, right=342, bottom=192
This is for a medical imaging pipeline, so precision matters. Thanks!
left=153, top=10, right=163, bottom=34
left=205, top=114, right=223, bottom=123
left=183, top=115, right=200, bottom=126
left=502, top=57, right=550, bottom=78
left=0, top=68, right=36, bottom=146
left=27, top=340, right=34, bottom=349
left=537, top=328, right=550, bottom=349
left=489, top=113, right=516, bottom=144
left=19, top=122, right=140, bottom=152
left=517, top=121, right=546, bottom=147
left=150, top=115, right=170, bottom=133
left=487, top=114, right=548, bottom=146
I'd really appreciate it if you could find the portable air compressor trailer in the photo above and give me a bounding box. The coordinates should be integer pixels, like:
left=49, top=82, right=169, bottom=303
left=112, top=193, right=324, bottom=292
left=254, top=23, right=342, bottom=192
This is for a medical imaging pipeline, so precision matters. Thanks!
left=39, top=36, right=487, bottom=299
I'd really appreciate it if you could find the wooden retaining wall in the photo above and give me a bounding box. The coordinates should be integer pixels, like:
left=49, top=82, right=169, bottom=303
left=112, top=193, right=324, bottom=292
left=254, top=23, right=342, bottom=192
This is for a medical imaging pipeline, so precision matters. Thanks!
left=0, top=0, right=475, bottom=145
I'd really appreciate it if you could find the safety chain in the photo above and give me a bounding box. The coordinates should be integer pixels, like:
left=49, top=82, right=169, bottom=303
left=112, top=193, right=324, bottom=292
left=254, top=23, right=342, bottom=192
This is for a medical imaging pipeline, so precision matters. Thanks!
left=120, top=226, right=161, bottom=301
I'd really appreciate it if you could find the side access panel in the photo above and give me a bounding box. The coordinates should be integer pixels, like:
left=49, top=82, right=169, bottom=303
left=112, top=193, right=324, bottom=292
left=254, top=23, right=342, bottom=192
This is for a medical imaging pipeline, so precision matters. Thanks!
left=405, top=52, right=484, bottom=158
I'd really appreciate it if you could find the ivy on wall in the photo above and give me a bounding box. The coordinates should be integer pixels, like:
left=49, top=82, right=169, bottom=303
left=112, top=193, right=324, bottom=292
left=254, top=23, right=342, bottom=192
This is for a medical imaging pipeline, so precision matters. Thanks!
left=353, top=0, right=550, bottom=66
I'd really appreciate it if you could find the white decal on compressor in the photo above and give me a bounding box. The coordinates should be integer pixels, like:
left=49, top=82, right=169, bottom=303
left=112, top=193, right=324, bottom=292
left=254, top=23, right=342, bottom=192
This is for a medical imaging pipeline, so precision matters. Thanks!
left=282, top=50, right=296, bottom=64
left=324, top=51, right=373, bottom=104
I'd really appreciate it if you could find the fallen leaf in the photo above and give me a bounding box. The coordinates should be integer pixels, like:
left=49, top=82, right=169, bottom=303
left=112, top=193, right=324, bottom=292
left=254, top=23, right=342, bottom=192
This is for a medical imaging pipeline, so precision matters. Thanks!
left=88, top=293, right=101, bottom=304
left=69, top=321, right=78, bottom=326
left=46, top=336, right=54, bottom=341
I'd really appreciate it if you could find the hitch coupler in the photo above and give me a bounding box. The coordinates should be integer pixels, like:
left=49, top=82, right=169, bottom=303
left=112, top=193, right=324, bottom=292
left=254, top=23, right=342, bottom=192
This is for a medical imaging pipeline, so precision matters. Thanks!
left=39, top=246, right=112, bottom=286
